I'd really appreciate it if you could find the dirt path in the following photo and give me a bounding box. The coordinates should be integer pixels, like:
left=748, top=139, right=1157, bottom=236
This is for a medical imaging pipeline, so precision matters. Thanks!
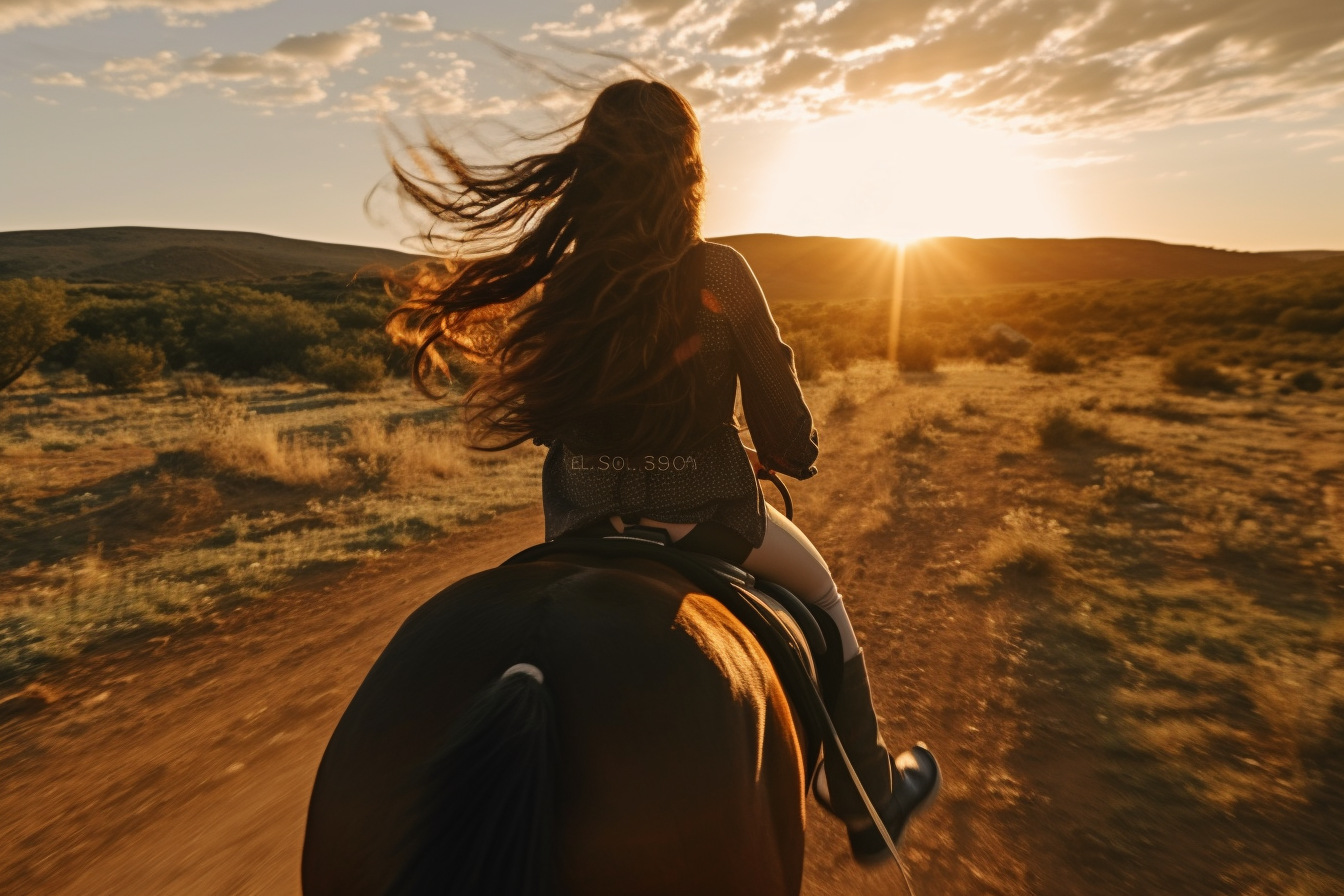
left=0, top=383, right=1035, bottom=896
left=0, top=511, right=546, bottom=896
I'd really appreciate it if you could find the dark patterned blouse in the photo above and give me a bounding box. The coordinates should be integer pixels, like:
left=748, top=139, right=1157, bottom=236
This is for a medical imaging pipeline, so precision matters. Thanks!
left=537, top=240, right=819, bottom=548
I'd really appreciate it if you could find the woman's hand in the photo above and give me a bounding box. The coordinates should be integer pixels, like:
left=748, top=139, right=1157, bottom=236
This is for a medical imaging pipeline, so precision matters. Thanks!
left=744, top=445, right=765, bottom=474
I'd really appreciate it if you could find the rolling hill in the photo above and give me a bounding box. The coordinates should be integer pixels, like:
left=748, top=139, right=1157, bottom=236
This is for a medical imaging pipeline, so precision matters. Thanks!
left=714, top=234, right=1340, bottom=302
left=0, top=227, right=419, bottom=281
left=0, top=226, right=1337, bottom=298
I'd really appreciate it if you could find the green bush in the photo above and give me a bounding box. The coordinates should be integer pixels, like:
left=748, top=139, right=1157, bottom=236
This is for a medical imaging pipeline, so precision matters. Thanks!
left=76, top=336, right=164, bottom=390
left=60, top=291, right=190, bottom=369
left=1164, top=352, right=1239, bottom=392
left=196, top=286, right=338, bottom=376
left=0, top=278, right=71, bottom=391
left=305, top=346, right=385, bottom=393
left=1027, top=340, right=1081, bottom=374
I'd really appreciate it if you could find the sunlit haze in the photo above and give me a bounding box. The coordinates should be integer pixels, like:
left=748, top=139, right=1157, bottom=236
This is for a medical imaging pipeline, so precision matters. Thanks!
left=749, top=104, right=1068, bottom=244
left=2, top=1, right=1342, bottom=251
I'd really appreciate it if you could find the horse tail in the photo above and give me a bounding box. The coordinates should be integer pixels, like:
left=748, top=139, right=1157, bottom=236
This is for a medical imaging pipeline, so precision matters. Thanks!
left=385, top=664, right=557, bottom=896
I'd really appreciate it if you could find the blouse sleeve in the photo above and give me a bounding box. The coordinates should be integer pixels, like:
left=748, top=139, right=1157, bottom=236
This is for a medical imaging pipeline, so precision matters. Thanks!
left=706, top=244, right=819, bottom=480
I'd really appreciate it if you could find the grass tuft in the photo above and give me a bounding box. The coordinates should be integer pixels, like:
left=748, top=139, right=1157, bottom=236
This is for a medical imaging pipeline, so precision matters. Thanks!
left=1028, top=340, right=1082, bottom=374
left=1035, top=403, right=1109, bottom=449
left=191, top=399, right=337, bottom=487
left=977, top=507, right=1071, bottom=576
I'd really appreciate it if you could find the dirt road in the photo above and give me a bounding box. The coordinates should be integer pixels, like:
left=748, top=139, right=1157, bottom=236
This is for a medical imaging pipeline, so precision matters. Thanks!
left=0, top=379, right=1096, bottom=896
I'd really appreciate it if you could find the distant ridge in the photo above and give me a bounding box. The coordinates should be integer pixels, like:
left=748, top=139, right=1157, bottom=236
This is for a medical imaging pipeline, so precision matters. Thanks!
left=713, top=234, right=1341, bottom=302
left=0, top=226, right=1337, bottom=296
left=0, top=226, right=420, bottom=281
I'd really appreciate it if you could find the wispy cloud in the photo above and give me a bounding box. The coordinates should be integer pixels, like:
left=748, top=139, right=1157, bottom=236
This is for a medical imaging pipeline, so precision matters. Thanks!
left=322, top=63, right=476, bottom=119
left=94, top=20, right=382, bottom=106
left=540, top=0, right=1344, bottom=134
left=384, top=11, right=435, bottom=33
left=32, top=71, right=87, bottom=87
left=0, top=0, right=275, bottom=33
left=79, top=14, right=484, bottom=117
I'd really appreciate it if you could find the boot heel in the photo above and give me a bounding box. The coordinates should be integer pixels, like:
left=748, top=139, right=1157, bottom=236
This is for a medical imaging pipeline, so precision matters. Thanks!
left=847, top=743, right=941, bottom=865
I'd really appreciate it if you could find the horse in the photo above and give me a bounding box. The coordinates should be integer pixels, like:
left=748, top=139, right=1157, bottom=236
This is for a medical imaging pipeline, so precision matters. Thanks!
left=300, top=547, right=811, bottom=896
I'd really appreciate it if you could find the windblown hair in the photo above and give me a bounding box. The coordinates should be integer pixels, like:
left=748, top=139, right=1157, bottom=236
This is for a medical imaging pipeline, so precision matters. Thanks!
left=385, top=79, right=710, bottom=455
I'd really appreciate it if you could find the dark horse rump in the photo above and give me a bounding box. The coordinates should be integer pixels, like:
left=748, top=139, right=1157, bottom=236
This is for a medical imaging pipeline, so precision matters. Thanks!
left=301, top=552, right=808, bottom=896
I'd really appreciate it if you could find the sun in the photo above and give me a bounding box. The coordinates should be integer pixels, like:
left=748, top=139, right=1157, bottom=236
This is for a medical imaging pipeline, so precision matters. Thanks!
left=749, top=102, right=1071, bottom=241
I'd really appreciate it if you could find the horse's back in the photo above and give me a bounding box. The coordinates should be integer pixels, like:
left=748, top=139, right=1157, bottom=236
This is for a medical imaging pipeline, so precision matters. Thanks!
left=302, top=555, right=805, bottom=896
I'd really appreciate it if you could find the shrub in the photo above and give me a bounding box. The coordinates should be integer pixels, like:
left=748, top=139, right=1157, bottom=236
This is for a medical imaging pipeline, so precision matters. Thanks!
left=190, top=398, right=336, bottom=486
left=174, top=372, right=225, bottom=398
left=1277, top=306, right=1344, bottom=334
left=76, top=336, right=164, bottom=391
left=1292, top=370, right=1324, bottom=393
left=1035, top=404, right=1108, bottom=449
left=959, top=397, right=986, bottom=415
left=326, top=300, right=389, bottom=330
left=898, top=334, right=939, bottom=372
left=305, top=346, right=385, bottom=393
left=0, top=278, right=71, bottom=391
left=1164, top=352, right=1239, bottom=392
left=981, top=345, right=1012, bottom=365
left=59, top=291, right=191, bottom=369
left=884, top=405, right=952, bottom=449
left=345, top=417, right=465, bottom=490
left=1027, top=340, right=1081, bottom=374
left=194, top=286, right=338, bottom=376
left=978, top=508, right=1070, bottom=576
left=788, top=331, right=828, bottom=381
left=829, top=389, right=857, bottom=418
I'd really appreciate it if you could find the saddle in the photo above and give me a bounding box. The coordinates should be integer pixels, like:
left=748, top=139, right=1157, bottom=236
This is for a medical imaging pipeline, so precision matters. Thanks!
left=501, top=525, right=844, bottom=784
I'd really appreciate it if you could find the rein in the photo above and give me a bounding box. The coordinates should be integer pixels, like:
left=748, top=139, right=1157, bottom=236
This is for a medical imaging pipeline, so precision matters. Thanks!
left=757, top=466, right=918, bottom=896
left=757, top=468, right=794, bottom=520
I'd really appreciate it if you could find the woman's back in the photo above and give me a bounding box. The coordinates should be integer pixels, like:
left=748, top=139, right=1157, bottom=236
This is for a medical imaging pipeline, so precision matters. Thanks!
left=539, top=240, right=818, bottom=549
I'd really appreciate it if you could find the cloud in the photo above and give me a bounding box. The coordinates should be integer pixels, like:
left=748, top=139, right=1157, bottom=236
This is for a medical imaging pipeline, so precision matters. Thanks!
left=384, top=11, right=435, bottom=32
left=576, top=0, right=1344, bottom=134
left=272, top=28, right=382, bottom=65
left=32, top=71, right=86, bottom=87
left=0, top=0, right=275, bottom=33
left=81, top=17, right=492, bottom=118
left=94, top=21, right=381, bottom=106
left=324, top=62, right=473, bottom=119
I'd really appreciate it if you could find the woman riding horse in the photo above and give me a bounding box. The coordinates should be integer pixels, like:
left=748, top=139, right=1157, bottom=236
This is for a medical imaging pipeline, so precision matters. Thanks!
left=302, top=78, right=939, bottom=895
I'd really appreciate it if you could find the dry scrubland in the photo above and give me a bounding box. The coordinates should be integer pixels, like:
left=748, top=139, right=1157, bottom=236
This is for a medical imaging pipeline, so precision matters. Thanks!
left=0, top=376, right=544, bottom=681
left=3, top=251, right=1344, bottom=893
left=803, top=357, right=1344, bottom=895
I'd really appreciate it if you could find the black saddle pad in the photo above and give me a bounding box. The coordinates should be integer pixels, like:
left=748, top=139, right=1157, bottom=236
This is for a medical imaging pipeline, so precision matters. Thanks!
left=501, top=530, right=844, bottom=778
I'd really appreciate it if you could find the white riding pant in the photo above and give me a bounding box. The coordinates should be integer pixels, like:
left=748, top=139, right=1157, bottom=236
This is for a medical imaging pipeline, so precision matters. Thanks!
left=608, top=502, right=861, bottom=660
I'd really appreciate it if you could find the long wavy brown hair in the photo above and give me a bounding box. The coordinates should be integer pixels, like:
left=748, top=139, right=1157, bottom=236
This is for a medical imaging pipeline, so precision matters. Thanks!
left=384, top=79, right=711, bottom=455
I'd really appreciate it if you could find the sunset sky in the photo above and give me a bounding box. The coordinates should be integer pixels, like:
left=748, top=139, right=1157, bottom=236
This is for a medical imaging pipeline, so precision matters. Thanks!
left=2, top=0, right=1342, bottom=252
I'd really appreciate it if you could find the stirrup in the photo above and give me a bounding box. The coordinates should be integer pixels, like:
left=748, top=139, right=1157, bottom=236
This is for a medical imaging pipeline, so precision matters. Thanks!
left=846, top=743, right=941, bottom=865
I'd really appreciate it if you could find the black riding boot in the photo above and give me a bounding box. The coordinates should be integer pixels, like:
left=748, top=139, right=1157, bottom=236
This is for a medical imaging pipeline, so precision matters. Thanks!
left=815, top=649, right=941, bottom=864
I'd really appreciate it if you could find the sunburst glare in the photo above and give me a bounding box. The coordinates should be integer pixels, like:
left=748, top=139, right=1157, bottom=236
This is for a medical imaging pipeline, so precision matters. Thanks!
left=752, top=103, right=1072, bottom=242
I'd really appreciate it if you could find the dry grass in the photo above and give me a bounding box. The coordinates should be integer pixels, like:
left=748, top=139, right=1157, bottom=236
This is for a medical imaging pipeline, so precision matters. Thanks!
left=1, top=550, right=195, bottom=679
left=1035, top=403, right=1110, bottom=449
left=192, top=399, right=338, bottom=487
left=5, top=350, right=1344, bottom=890
left=345, top=417, right=467, bottom=490
left=977, top=507, right=1071, bottom=576
left=0, top=373, right=545, bottom=682
left=1247, top=650, right=1344, bottom=758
